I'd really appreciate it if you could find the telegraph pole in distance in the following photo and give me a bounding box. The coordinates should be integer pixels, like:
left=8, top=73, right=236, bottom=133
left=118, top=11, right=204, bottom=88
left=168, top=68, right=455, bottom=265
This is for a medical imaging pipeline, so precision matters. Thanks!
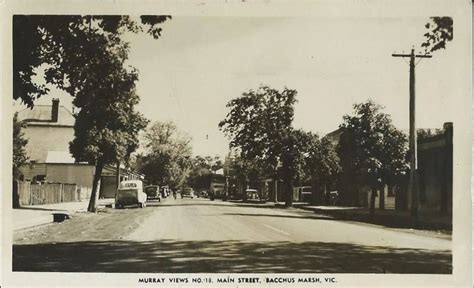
left=392, top=48, right=431, bottom=220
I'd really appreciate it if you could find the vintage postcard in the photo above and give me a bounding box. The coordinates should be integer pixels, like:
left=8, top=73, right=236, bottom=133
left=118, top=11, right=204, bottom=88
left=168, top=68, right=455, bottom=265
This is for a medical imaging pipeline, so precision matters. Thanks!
left=1, top=0, right=471, bottom=287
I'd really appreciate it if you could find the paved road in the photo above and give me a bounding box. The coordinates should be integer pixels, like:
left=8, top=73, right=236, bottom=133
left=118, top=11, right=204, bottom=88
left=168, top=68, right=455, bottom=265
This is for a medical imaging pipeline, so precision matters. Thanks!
left=13, top=197, right=451, bottom=273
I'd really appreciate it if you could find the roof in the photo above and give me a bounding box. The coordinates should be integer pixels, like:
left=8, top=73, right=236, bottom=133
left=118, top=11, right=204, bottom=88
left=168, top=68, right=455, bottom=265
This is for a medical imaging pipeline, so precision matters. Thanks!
left=17, top=105, right=75, bottom=127
left=324, top=127, right=344, bottom=144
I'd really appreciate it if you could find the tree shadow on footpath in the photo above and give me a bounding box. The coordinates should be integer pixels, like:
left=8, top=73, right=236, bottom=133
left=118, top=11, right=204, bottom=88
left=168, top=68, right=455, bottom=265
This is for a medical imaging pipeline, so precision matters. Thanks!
left=13, top=240, right=451, bottom=273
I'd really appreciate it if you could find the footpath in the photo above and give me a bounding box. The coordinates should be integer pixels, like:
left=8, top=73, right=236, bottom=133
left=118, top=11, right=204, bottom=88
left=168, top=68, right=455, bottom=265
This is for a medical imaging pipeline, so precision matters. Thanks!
left=231, top=199, right=451, bottom=232
left=299, top=205, right=452, bottom=231
left=12, top=198, right=115, bottom=231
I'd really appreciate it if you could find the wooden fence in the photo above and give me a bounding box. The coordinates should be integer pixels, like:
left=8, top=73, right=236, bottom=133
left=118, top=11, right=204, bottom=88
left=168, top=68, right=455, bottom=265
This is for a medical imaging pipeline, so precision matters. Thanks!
left=16, top=181, right=91, bottom=206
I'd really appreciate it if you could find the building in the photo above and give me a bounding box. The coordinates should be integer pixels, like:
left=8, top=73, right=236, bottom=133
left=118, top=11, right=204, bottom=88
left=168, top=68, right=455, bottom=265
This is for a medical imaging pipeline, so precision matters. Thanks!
left=414, top=122, right=453, bottom=217
left=18, top=98, right=142, bottom=199
left=18, top=98, right=96, bottom=188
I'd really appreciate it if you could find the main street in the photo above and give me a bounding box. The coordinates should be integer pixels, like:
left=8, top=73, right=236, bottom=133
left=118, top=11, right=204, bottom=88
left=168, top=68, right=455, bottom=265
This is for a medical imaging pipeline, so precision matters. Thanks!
left=13, top=197, right=451, bottom=273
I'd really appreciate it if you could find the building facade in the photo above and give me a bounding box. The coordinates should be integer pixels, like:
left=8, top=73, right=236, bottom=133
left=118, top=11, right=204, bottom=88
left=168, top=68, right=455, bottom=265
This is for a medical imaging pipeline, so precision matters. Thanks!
left=18, top=98, right=143, bottom=199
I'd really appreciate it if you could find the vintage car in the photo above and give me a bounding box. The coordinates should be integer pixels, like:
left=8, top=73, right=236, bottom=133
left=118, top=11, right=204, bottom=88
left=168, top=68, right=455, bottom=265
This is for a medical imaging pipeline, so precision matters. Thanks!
left=115, top=180, right=147, bottom=208
left=181, top=187, right=195, bottom=199
left=243, top=188, right=259, bottom=202
left=144, top=185, right=161, bottom=201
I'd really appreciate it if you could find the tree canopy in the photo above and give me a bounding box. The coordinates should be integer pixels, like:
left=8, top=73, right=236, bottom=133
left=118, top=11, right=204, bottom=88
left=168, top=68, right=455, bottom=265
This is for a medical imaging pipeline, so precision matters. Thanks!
left=137, top=121, right=192, bottom=189
left=13, top=15, right=171, bottom=108
left=337, top=100, right=408, bottom=213
left=66, top=26, right=149, bottom=212
left=219, top=85, right=300, bottom=206
left=219, top=85, right=296, bottom=174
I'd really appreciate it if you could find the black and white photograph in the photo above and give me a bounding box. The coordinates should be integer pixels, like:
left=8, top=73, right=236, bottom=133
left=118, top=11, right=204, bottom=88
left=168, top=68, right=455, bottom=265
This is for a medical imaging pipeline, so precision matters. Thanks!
left=2, top=0, right=471, bottom=287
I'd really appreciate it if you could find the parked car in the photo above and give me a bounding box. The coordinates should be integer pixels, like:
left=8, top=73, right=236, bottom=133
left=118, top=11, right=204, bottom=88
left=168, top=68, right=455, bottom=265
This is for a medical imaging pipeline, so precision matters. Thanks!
left=244, top=188, right=259, bottom=202
left=181, top=187, right=195, bottom=199
left=115, top=180, right=147, bottom=209
left=144, top=185, right=161, bottom=201
left=199, top=190, right=208, bottom=198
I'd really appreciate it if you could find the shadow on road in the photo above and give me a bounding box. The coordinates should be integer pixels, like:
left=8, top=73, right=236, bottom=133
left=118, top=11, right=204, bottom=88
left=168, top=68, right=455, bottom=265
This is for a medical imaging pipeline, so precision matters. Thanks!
left=156, top=201, right=279, bottom=210
left=154, top=203, right=229, bottom=207
left=13, top=240, right=451, bottom=273
left=221, top=213, right=334, bottom=221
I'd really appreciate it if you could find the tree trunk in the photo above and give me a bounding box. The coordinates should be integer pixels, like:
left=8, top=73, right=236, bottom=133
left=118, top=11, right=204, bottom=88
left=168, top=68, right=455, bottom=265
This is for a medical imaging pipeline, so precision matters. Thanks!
left=379, top=184, right=385, bottom=210
left=12, top=180, right=20, bottom=208
left=274, top=180, right=278, bottom=203
left=324, top=183, right=330, bottom=205
left=310, top=179, right=318, bottom=205
left=369, top=186, right=377, bottom=220
left=88, top=160, right=105, bottom=212
left=285, top=179, right=293, bottom=208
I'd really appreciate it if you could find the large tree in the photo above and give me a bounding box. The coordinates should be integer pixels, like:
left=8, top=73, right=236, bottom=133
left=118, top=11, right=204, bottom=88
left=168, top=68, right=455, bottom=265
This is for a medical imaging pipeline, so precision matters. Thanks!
left=69, top=39, right=149, bottom=212
left=137, top=121, right=192, bottom=190
left=219, top=85, right=300, bottom=207
left=337, top=100, right=408, bottom=218
left=14, top=15, right=171, bottom=212
left=13, top=15, right=171, bottom=108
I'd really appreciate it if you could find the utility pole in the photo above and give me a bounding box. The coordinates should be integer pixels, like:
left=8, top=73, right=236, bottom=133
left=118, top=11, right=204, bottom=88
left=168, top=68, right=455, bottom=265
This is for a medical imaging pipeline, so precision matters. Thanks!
left=392, top=48, right=431, bottom=220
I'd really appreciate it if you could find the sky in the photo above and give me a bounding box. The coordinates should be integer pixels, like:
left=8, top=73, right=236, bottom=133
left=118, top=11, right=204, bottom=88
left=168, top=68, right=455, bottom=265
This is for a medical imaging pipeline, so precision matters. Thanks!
left=17, top=15, right=461, bottom=159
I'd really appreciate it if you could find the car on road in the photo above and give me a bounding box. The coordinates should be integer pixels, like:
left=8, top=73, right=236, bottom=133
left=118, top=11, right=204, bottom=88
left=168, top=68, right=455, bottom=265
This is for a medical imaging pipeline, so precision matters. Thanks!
left=144, top=185, right=161, bottom=202
left=199, top=190, right=208, bottom=198
left=181, top=187, right=195, bottom=199
left=115, top=180, right=147, bottom=209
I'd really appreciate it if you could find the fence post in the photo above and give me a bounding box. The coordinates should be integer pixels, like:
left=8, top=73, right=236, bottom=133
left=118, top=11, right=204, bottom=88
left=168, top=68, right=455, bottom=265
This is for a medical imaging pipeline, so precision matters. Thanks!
left=29, top=183, right=32, bottom=205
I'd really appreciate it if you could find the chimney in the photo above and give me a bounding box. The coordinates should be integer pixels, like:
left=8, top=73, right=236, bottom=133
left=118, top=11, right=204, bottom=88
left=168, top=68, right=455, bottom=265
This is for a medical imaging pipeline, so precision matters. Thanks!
left=51, top=98, right=59, bottom=122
